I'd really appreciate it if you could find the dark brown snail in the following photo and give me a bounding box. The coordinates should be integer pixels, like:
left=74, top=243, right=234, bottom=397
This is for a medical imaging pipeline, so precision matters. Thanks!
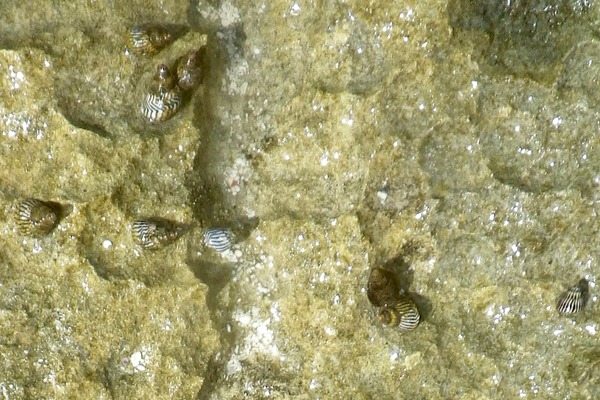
left=176, top=47, right=205, bottom=91
left=367, top=267, right=400, bottom=307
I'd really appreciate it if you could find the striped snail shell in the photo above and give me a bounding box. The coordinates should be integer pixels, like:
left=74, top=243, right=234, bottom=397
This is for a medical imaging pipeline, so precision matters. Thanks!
left=176, top=47, right=205, bottom=91
left=379, top=296, right=420, bottom=333
left=556, top=278, right=589, bottom=315
left=127, top=25, right=172, bottom=55
left=203, top=227, right=234, bottom=253
left=367, top=267, right=400, bottom=307
left=132, top=218, right=187, bottom=250
left=16, top=198, right=61, bottom=237
left=141, top=64, right=182, bottom=123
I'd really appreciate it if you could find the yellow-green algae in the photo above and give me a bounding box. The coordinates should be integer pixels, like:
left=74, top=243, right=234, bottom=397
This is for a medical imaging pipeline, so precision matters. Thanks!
left=0, top=0, right=599, bottom=398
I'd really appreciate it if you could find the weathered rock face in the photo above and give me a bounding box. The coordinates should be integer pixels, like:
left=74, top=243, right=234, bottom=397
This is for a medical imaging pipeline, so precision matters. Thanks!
left=1, top=0, right=600, bottom=398
left=448, top=0, right=594, bottom=81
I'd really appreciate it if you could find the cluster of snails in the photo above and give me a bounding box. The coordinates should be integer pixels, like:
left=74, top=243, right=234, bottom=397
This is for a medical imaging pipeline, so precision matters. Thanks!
left=366, top=267, right=420, bottom=333
left=16, top=198, right=234, bottom=254
left=127, top=24, right=206, bottom=123
left=556, top=278, right=589, bottom=316
left=132, top=218, right=234, bottom=253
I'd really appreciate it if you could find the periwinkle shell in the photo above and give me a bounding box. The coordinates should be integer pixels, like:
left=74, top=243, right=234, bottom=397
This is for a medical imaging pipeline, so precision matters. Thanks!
left=132, top=218, right=187, bottom=250
left=17, top=198, right=62, bottom=237
left=141, top=64, right=182, bottom=123
left=379, top=296, right=420, bottom=333
left=367, top=267, right=400, bottom=307
left=557, top=278, right=589, bottom=315
left=127, top=25, right=172, bottom=55
left=203, top=227, right=234, bottom=253
left=176, top=47, right=205, bottom=91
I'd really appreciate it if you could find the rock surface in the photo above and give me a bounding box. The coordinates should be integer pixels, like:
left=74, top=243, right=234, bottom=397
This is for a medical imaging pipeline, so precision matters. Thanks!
left=1, top=0, right=599, bottom=398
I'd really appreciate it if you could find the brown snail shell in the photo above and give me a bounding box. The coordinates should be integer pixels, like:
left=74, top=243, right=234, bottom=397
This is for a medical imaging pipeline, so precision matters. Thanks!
left=367, top=267, right=400, bottom=307
left=176, top=47, right=205, bottom=91
left=132, top=218, right=187, bottom=250
left=141, top=64, right=182, bottom=123
left=557, top=278, right=589, bottom=315
left=127, top=25, right=172, bottom=55
left=379, top=296, right=420, bottom=333
left=16, top=198, right=62, bottom=237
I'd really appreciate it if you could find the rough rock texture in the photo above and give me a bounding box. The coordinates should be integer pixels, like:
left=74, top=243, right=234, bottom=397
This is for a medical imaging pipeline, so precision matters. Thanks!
left=1, top=0, right=600, bottom=398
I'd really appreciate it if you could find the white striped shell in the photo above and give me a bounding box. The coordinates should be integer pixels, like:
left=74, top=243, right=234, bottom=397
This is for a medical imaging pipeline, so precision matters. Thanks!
left=379, top=296, right=420, bottom=333
left=141, top=64, right=182, bottom=123
left=557, top=278, right=589, bottom=315
left=203, top=227, right=234, bottom=253
left=127, top=25, right=172, bottom=55
left=17, top=198, right=60, bottom=237
left=132, top=218, right=186, bottom=250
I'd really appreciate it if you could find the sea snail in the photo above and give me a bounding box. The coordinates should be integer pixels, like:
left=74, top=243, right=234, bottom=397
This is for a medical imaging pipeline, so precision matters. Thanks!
left=141, top=64, right=183, bottom=123
left=176, top=47, right=205, bottom=91
left=202, top=227, right=234, bottom=253
left=367, top=267, right=400, bottom=307
left=132, top=218, right=187, bottom=250
left=556, top=278, right=589, bottom=315
left=379, top=296, right=420, bottom=333
left=17, top=198, right=62, bottom=237
left=127, top=25, right=173, bottom=56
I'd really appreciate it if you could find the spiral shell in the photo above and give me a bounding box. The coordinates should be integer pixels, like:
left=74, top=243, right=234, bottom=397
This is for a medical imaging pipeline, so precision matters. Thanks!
left=557, top=278, right=589, bottom=315
left=176, top=47, right=205, bottom=91
left=203, top=227, right=234, bottom=253
left=17, top=198, right=61, bottom=237
left=367, top=267, right=400, bottom=307
left=379, top=296, right=420, bottom=333
left=127, top=25, right=172, bottom=55
left=132, top=218, right=187, bottom=250
left=141, top=64, right=182, bottom=123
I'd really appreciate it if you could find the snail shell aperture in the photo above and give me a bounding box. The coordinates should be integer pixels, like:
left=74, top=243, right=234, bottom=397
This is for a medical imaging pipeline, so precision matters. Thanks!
left=16, top=198, right=62, bottom=237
